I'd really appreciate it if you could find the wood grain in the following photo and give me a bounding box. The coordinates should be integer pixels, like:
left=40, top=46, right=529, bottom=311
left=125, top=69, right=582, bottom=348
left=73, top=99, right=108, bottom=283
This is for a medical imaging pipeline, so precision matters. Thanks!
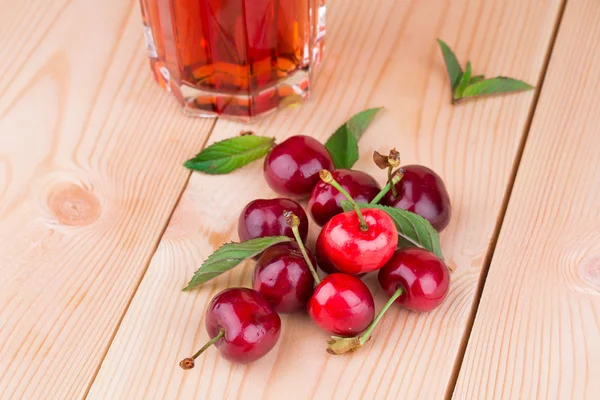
left=87, top=0, right=565, bottom=399
left=0, top=0, right=215, bottom=398
left=453, top=0, right=600, bottom=398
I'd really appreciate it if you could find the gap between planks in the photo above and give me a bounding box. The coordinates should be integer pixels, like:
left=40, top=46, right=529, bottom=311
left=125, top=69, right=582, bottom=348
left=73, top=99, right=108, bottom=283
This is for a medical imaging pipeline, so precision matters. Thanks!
left=81, top=118, right=219, bottom=399
left=443, top=0, right=571, bottom=398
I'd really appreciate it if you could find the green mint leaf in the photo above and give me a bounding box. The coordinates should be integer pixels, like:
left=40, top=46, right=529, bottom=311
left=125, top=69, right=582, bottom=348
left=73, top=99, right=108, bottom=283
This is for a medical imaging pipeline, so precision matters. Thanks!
left=184, top=135, right=275, bottom=174
left=469, top=75, right=485, bottom=84
left=437, top=39, right=463, bottom=92
left=397, top=237, right=421, bottom=251
left=460, top=77, right=534, bottom=100
left=183, top=236, right=293, bottom=290
left=454, top=61, right=472, bottom=100
left=326, top=128, right=359, bottom=170
left=341, top=201, right=443, bottom=259
left=437, top=39, right=534, bottom=104
left=325, top=107, right=383, bottom=169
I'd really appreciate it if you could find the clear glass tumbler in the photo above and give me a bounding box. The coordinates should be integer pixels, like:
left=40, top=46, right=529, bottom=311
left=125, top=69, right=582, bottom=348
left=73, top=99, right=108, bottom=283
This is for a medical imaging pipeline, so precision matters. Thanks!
left=140, top=0, right=326, bottom=120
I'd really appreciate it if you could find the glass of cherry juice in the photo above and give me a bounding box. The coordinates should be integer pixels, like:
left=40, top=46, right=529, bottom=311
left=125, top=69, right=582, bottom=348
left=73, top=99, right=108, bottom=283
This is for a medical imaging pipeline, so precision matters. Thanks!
left=140, top=0, right=326, bottom=120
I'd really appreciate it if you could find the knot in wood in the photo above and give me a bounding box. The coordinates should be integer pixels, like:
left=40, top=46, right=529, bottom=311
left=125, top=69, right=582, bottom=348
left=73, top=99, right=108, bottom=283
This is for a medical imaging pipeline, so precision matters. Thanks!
left=47, top=182, right=100, bottom=226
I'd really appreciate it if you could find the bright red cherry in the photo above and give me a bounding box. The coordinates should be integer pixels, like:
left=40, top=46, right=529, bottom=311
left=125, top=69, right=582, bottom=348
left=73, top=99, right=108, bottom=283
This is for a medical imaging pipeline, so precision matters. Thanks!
left=308, top=169, right=381, bottom=226
left=315, top=231, right=365, bottom=277
left=238, top=198, right=309, bottom=243
left=383, top=165, right=451, bottom=231
left=252, top=243, right=315, bottom=313
left=318, top=209, right=398, bottom=274
left=180, top=288, right=281, bottom=367
left=264, top=135, right=334, bottom=199
left=315, top=170, right=398, bottom=274
left=378, top=248, right=450, bottom=312
left=308, top=273, right=375, bottom=336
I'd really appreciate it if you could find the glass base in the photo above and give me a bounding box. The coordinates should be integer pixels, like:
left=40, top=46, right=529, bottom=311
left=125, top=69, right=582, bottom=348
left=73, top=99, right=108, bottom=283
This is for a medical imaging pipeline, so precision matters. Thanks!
left=149, top=59, right=312, bottom=122
left=177, top=70, right=310, bottom=122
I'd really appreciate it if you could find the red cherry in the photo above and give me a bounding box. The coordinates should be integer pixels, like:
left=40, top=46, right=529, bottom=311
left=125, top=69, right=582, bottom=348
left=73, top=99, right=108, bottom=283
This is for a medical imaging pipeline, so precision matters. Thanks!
left=315, top=231, right=365, bottom=277
left=319, top=209, right=398, bottom=274
left=383, top=165, right=451, bottom=231
left=252, top=243, right=315, bottom=313
left=264, top=135, right=334, bottom=199
left=180, top=288, right=281, bottom=367
left=308, top=169, right=381, bottom=226
left=307, top=273, right=375, bottom=336
left=378, top=248, right=450, bottom=312
left=238, top=198, right=309, bottom=243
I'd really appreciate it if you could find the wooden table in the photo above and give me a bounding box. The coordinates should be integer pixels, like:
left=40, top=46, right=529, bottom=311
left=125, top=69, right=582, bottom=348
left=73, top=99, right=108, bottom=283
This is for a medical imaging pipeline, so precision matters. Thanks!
left=1, top=0, right=599, bottom=398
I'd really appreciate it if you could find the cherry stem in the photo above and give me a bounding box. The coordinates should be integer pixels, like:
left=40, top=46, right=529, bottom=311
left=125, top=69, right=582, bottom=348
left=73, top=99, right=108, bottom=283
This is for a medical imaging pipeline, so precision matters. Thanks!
left=388, top=166, right=398, bottom=198
left=370, top=171, right=403, bottom=204
left=357, top=287, right=403, bottom=346
left=284, top=211, right=321, bottom=284
left=319, top=170, right=368, bottom=231
left=179, top=329, right=225, bottom=370
left=385, top=149, right=401, bottom=199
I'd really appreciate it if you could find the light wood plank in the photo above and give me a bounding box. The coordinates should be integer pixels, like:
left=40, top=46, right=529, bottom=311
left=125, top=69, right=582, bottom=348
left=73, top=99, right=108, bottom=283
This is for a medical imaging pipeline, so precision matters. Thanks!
left=88, top=0, right=564, bottom=399
left=0, top=0, right=214, bottom=398
left=453, top=0, right=600, bottom=398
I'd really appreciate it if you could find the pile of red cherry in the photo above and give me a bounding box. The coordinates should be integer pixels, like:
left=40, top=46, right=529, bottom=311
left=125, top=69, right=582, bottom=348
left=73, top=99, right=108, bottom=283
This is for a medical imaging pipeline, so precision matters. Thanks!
left=180, top=135, right=451, bottom=368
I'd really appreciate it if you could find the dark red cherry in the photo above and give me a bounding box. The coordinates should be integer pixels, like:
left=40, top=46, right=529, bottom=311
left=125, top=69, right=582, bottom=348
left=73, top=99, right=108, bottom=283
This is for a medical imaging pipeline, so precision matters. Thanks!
left=180, top=288, right=281, bottom=367
left=263, top=135, right=334, bottom=199
left=315, top=230, right=365, bottom=277
left=238, top=198, right=309, bottom=243
left=307, top=273, right=375, bottom=336
left=383, top=165, right=451, bottom=231
left=252, top=243, right=315, bottom=313
left=318, top=209, right=398, bottom=274
left=378, top=248, right=450, bottom=312
left=262, top=241, right=315, bottom=262
left=308, top=169, right=381, bottom=226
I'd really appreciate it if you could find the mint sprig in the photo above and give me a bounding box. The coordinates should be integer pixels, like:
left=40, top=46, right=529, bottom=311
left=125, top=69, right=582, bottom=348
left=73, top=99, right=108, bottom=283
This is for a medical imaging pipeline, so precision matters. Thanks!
left=325, top=107, right=383, bottom=169
left=437, top=39, right=534, bottom=103
left=183, top=236, right=293, bottom=290
left=184, top=135, right=274, bottom=174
